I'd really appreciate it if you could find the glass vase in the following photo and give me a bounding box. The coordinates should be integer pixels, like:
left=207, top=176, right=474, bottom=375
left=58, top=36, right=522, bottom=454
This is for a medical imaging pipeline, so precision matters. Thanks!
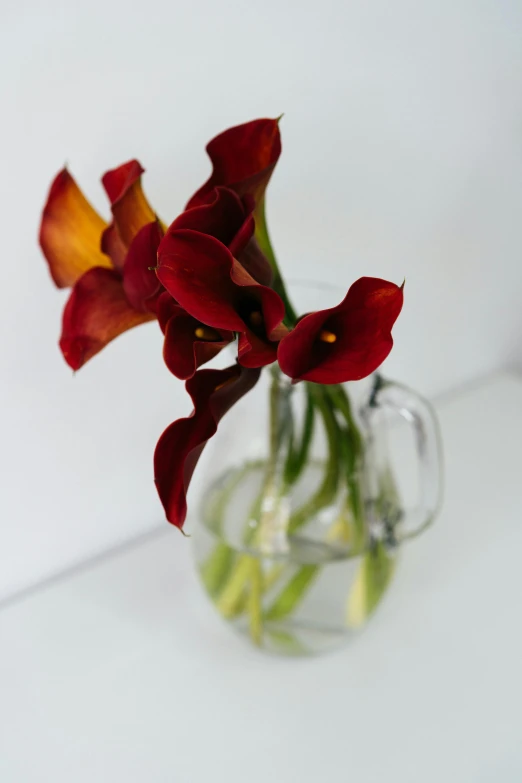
left=192, top=284, right=443, bottom=655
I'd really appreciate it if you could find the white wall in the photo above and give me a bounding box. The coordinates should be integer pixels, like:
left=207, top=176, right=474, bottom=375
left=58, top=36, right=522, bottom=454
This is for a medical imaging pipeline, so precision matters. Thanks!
left=2, top=0, right=522, bottom=601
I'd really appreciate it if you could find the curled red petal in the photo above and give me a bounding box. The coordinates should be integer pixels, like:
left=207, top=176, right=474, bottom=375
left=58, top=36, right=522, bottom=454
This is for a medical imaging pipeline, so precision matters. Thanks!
left=186, top=118, right=281, bottom=208
left=228, top=193, right=255, bottom=256
left=122, top=221, right=163, bottom=313
left=157, top=229, right=246, bottom=332
left=237, top=331, right=278, bottom=367
left=163, top=310, right=233, bottom=380
left=170, top=187, right=272, bottom=285
left=59, top=267, right=154, bottom=370
left=156, top=291, right=180, bottom=333
left=101, top=223, right=127, bottom=271
left=101, top=160, right=144, bottom=204
left=278, top=278, right=404, bottom=384
left=229, top=258, right=286, bottom=339
left=101, top=160, right=156, bottom=247
left=157, top=229, right=286, bottom=367
left=171, top=187, right=251, bottom=247
left=39, top=169, right=111, bottom=288
left=234, top=235, right=273, bottom=287
left=154, top=364, right=261, bottom=529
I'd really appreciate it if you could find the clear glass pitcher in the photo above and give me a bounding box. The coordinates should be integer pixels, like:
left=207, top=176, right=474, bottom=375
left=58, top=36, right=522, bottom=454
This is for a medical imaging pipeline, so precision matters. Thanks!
left=192, top=283, right=443, bottom=655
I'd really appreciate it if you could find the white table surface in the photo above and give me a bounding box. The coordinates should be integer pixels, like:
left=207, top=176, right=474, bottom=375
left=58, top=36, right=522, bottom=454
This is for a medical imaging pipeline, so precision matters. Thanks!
left=1, top=373, right=521, bottom=783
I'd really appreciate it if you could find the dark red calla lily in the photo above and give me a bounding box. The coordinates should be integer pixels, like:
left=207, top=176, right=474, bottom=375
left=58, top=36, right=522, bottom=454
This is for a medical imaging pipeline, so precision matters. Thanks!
left=157, top=229, right=287, bottom=368
left=157, top=189, right=260, bottom=378
left=154, top=364, right=261, bottom=529
left=169, top=186, right=272, bottom=285
left=156, top=290, right=180, bottom=332
left=277, top=278, right=404, bottom=384
left=157, top=290, right=235, bottom=380
left=172, top=186, right=252, bottom=247
left=156, top=292, right=234, bottom=380
left=186, top=118, right=281, bottom=209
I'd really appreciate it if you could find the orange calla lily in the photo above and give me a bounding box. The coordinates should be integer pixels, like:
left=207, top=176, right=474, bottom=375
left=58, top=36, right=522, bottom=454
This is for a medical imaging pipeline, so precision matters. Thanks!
left=39, top=169, right=112, bottom=288
left=39, top=162, right=163, bottom=370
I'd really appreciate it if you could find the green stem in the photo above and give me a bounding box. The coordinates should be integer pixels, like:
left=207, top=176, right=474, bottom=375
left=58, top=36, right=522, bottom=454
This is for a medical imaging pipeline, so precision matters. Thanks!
left=248, top=556, right=264, bottom=645
left=215, top=556, right=252, bottom=618
left=288, top=385, right=341, bottom=534
left=338, top=426, right=366, bottom=551
left=206, top=381, right=372, bottom=638
left=325, top=384, right=363, bottom=452
left=325, top=384, right=366, bottom=549
left=264, top=565, right=319, bottom=621
left=263, top=386, right=365, bottom=622
left=254, top=201, right=298, bottom=325
left=256, top=368, right=292, bottom=553
left=283, top=384, right=315, bottom=487
left=200, top=463, right=260, bottom=598
left=346, top=540, right=396, bottom=628
left=264, top=369, right=287, bottom=495
left=200, top=542, right=235, bottom=599
left=213, top=488, right=264, bottom=619
left=215, top=368, right=291, bottom=629
left=215, top=384, right=340, bottom=625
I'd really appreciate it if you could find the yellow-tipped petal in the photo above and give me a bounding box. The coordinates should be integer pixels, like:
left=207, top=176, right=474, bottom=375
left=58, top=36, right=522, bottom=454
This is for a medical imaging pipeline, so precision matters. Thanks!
left=39, top=169, right=111, bottom=288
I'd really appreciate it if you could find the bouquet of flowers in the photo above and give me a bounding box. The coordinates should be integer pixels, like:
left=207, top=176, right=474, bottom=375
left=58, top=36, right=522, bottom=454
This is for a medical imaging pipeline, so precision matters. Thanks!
left=40, top=118, right=414, bottom=653
left=40, top=117, right=402, bottom=525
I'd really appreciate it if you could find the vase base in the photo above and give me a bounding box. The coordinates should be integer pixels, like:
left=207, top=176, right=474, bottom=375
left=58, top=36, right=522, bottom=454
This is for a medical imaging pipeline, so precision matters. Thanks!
left=194, top=462, right=399, bottom=656
left=232, top=618, right=360, bottom=657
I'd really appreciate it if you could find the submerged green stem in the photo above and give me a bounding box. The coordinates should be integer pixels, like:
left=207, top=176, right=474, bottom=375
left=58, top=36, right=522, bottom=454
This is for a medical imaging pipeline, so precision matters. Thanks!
left=264, top=565, right=319, bottom=621
left=327, top=384, right=366, bottom=549
left=201, top=371, right=396, bottom=646
left=248, top=556, right=264, bottom=645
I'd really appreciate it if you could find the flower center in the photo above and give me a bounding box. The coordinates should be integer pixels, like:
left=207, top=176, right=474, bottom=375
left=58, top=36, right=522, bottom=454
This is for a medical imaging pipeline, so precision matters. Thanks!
left=194, top=326, right=221, bottom=341
left=238, top=298, right=265, bottom=337
left=214, top=377, right=236, bottom=392
left=249, top=310, right=263, bottom=327
left=319, top=329, right=337, bottom=344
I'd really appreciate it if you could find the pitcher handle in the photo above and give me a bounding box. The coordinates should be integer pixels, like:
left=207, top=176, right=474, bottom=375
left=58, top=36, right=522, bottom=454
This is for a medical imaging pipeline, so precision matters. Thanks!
left=369, top=375, right=443, bottom=541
